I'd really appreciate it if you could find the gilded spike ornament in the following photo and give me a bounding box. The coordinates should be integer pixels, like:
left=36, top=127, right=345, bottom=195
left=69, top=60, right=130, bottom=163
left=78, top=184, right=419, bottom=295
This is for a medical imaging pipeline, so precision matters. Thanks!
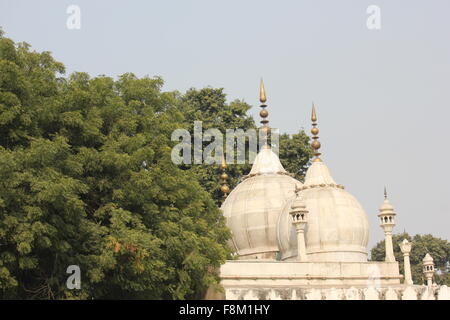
left=259, top=78, right=267, bottom=104
left=220, top=156, right=230, bottom=198
left=259, top=79, right=269, bottom=126
left=259, top=79, right=271, bottom=148
left=311, top=103, right=322, bottom=161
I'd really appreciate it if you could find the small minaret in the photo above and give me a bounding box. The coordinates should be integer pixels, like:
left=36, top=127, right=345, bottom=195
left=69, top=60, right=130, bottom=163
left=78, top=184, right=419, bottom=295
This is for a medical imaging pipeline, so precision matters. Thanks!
left=259, top=79, right=271, bottom=149
left=311, top=103, right=322, bottom=162
left=399, top=239, right=413, bottom=285
left=422, top=253, right=435, bottom=287
left=220, top=156, right=230, bottom=199
left=289, top=188, right=308, bottom=261
left=378, top=188, right=396, bottom=262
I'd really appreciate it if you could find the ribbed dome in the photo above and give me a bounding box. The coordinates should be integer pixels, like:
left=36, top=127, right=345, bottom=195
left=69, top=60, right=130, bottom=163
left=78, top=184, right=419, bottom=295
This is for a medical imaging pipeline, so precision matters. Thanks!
left=277, top=160, right=369, bottom=262
left=221, top=147, right=302, bottom=259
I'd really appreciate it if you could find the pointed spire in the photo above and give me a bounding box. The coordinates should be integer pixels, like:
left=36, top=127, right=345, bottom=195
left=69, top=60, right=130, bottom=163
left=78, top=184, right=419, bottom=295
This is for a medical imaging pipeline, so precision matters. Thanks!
left=220, top=155, right=227, bottom=170
left=259, top=79, right=269, bottom=126
left=311, top=103, right=317, bottom=122
left=259, top=78, right=270, bottom=148
left=311, top=102, right=321, bottom=161
left=220, top=156, right=230, bottom=199
left=259, top=78, right=267, bottom=103
left=381, top=187, right=394, bottom=210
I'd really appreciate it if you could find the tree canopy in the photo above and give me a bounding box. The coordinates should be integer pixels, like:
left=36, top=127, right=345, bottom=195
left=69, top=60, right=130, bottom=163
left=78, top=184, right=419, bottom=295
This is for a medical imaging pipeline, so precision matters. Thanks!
left=0, top=32, right=313, bottom=299
left=370, top=232, right=450, bottom=286
left=179, top=87, right=313, bottom=206
left=0, top=34, right=231, bottom=299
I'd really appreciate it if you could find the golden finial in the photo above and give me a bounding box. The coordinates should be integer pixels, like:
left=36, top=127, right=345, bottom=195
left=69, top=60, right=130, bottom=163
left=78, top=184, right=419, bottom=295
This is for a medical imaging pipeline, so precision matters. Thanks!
left=311, top=103, right=317, bottom=122
left=259, top=79, right=270, bottom=148
left=220, top=155, right=228, bottom=170
left=259, top=79, right=269, bottom=126
left=384, top=186, right=388, bottom=200
left=259, top=78, right=267, bottom=103
left=220, top=155, right=230, bottom=199
left=311, top=102, right=321, bottom=161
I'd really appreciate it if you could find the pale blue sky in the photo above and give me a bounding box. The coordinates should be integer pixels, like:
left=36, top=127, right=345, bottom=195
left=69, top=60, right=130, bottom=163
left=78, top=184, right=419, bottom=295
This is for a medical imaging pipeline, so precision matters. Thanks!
left=1, top=0, right=449, bottom=249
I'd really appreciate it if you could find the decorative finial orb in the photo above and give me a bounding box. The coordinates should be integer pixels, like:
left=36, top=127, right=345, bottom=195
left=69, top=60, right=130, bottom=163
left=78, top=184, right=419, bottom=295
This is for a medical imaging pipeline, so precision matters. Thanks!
left=221, top=185, right=230, bottom=194
left=311, top=140, right=321, bottom=150
left=258, top=79, right=271, bottom=148
left=310, top=103, right=322, bottom=160
left=220, top=155, right=230, bottom=198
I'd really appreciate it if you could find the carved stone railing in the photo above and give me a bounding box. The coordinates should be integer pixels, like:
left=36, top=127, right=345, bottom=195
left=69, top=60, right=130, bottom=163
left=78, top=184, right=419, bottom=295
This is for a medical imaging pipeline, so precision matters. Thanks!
left=224, top=285, right=450, bottom=300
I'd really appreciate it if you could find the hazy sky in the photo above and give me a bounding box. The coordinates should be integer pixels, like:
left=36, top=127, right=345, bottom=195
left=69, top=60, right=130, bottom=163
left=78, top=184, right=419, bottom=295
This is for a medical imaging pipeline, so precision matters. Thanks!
left=1, top=0, right=449, bottom=249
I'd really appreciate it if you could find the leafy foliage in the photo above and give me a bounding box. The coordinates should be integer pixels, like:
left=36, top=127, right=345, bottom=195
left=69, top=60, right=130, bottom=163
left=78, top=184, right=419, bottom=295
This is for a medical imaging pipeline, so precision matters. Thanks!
left=179, top=88, right=313, bottom=205
left=0, top=32, right=313, bottom=299
left=0, top=34, right=229, bottom=299
left=370, top=232, right=450, bottom=285
left=279, top=132, right=313, bottom=182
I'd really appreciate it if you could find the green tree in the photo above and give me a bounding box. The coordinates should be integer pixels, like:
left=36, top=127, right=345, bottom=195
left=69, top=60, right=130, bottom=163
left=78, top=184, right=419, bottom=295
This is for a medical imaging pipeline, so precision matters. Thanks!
left=0, top=33, right=229, bottom=299
left=179, top=88, right=255, bottom=205
left=370, top=232, right=450, bottom=285
left=179, top=88, right=313, bottom=205
left=279, top=131, right=313, bottom=182
left=0, top=30, right=314, bottom=299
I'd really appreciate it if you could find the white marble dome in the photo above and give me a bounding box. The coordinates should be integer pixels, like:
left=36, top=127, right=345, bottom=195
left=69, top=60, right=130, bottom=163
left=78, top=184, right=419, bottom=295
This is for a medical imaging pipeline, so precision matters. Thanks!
left=221, top=147, right=302, bottom=259
left=277, top=159, right=369, bottom=262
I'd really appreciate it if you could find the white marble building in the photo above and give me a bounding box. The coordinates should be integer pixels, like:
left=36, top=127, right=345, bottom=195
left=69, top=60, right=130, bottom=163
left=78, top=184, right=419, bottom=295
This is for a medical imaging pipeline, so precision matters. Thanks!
left=214, top=81, right=450, bottom=300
